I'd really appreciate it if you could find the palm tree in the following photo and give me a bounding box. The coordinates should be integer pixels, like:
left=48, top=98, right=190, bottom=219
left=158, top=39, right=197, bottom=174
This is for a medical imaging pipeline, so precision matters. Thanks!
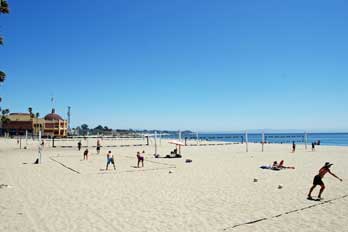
left=1, top=108, right=9, bottom=123
left=0, top=0, right=9, bottom=14
left=35, top=112, right=40, bottom=136
left=1, top=116, right=9, bottom=123
left=0, top=0, right=9, bottom=110
left=28, top=107, right=34, bottom=118
left=0, top=71, right=5, bottom=82
left=2, top=108, right=9, bottom=115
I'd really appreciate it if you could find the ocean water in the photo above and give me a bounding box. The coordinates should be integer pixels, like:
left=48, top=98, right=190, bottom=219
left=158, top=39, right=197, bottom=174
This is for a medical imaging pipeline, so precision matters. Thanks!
left=165, top=133, right=348, bottom=146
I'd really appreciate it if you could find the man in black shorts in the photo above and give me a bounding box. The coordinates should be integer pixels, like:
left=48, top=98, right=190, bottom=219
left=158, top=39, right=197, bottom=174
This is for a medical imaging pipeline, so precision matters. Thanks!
left=83, top=149, right=88, bottom=160
left=77, top=141, right=82, bottom=151
left=307, top=162, right=342, bottom=200
left=96, top=139, right=101, bottom=154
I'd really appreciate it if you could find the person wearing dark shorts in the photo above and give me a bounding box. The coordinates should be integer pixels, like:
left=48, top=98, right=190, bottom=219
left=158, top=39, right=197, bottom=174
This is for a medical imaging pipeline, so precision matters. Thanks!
left=83, top=149, right=88, bottom=160
left=291, top=141, right=296, bottom=153
left=137, top=151, right=144, bottom=168
left=307, top=162, right=342, bottom=200
left=78, top=141, right=82, bottom=151
left=96, top=140, right=101, bottom=154
left=313, top=175, right=323, bottom=186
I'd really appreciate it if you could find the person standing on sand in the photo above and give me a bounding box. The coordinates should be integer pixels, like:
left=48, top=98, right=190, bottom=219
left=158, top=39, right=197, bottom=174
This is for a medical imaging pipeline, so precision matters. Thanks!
left=137, top=151, right=144, bottom=168
left=77, top=141, right=82, bottom=151
left=83, top=149, right=89, bottom=160
left=291, top=141, right=296, bottom=153
left=96, top=139, right=101, bottom=154
left=312, top=142, right=315, bottom=151
left=307, top=162, right=343, bottom=200
left=106, top=150, right=116, bottom=170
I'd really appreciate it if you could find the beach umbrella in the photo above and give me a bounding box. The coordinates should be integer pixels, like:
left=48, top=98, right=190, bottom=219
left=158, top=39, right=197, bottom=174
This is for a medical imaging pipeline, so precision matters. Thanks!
left=168, top=140, right=185, bottom=146
left=168, top=140, right=185, bottom=155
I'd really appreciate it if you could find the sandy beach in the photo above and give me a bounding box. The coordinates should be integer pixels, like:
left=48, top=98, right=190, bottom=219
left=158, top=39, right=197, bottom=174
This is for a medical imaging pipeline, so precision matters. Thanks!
left=1, top=138, right=347, bottom=232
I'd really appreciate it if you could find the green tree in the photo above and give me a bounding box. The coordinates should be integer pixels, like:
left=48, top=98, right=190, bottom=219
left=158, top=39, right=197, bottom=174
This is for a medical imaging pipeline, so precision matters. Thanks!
left=35, top=112, right=40, bottom=135
left=81, top=124, right=89, bottom=135
left=0, top=70, right=5, bottom=82
left=0, top=0, right=9, bottom=121
left=0, top=0, right=9, bottom=14
left=28, top=107, right=34, bottom=118
left=1, top=108, right=9, bottom=123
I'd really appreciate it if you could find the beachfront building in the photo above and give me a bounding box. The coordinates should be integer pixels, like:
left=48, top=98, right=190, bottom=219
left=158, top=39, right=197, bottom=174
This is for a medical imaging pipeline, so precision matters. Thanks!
left=2, top=109, right=68, bottom=137
left=43, top=109, right=68, bottom=137
left=2, top=113, right=35, bottom=135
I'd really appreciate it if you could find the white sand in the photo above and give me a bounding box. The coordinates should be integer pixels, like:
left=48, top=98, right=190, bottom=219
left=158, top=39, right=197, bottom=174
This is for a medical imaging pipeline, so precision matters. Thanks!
left=1, top=138, right=347, bottom=232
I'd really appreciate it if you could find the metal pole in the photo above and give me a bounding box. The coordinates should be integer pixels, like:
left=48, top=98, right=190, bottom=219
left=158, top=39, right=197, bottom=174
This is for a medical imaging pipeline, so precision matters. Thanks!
left=245, top=130, right=248, bottom=152
left=154, top=131, right=158, bottom=155
left=178, top=130, right=181, bottom=141
left=262, top=130, right=265, bottom=152
left=159, top=132, right=162, bottom=146
left=304, top=131, right=308, bottom=150
left=25, top=130, right=28, bottom=146
left=67, top=106, right=71, bottom=135
left=38, top=145, right=42, bottom=164
left=196, top=132, right=199, bottom=144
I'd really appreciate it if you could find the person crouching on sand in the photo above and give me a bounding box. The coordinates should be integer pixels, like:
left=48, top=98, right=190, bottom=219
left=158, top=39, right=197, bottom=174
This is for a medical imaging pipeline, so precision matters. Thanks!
left=83, top=149, right=89, bottom=160
left=137, top=151, right=144, bottom=168
left=307, top=162, right=342, bottom=200
left=106, top=151, right=116, bottom=170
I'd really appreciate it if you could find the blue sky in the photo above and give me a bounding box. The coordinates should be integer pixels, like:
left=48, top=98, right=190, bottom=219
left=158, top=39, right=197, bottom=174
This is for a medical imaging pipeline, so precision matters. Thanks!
left=1, top=0, right=348, bottom=131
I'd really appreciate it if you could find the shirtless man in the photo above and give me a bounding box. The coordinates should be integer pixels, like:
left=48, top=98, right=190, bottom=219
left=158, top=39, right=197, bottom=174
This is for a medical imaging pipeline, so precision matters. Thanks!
left=83, top=149, right=88, bottom=160
left=96, top=139, right=101, bottom=154
left=307, top=162, right=342, bottom=200
left=137, top=151, right=144, bottom=168
left=106, top=150, right=116, bottom=170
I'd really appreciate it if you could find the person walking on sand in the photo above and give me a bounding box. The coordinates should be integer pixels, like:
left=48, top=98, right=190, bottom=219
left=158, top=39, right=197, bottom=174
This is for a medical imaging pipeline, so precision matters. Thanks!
left=106, top=150, right=116, bottom=170
left=307, top=162, right=343, bottom=200
left=77, top=141, right=82, bottom=151
left=83, top=149, right=89, bottom=160
left=291, top=141, right=296, bottom=153
left=96, top=139, right=101, bottom=154
left=312, top=142, right=315, bottom=151
left=137, top=151, right=144, bottom=168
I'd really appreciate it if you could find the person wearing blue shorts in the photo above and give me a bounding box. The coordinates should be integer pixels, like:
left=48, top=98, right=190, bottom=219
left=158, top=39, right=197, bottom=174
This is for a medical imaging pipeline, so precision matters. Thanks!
left=106, top=150, right=116, bottom=170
